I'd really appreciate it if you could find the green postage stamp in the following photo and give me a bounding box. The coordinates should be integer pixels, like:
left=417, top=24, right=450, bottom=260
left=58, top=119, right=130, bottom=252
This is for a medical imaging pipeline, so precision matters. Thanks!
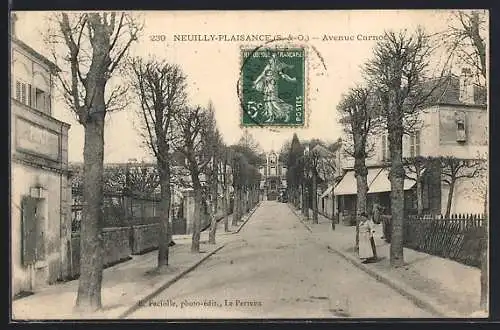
left=240, top=47, right=306, bottom=127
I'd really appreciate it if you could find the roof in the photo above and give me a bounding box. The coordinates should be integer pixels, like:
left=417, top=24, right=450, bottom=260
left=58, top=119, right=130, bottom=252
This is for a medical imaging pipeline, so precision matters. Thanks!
left=12, top=36, right=61, bottom=73
left=421, top=75, right=487, bottom=107
left=312, top=144, right=335, bottom=158
left=333, top=167, right=420, bottom=196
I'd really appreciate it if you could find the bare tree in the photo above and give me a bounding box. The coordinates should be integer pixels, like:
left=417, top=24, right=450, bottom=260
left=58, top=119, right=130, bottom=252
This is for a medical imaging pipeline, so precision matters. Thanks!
left=337, top=86, right=379, bottom=250
left=231, top=152, right=246, bottom=226
left=445, top=10, right=488, bottom=312
left=204, top=104, right=222, bottom=244
left=238, top=129, right=261, bottom=154
left=174, top=105, right=215, bottom=252
left=46, top=12, right=140, bottom=311
left=128, top=57, right=187, bottom=268
left=364, top=28, right=438, bottom=267
left=403, top=155, right=430, bottom=216
left=440, top=157, right=482, bottom=218
left=220, top=146, right=233, bottom=232
left=444, top=10, right=487, bottom=86
left=286, top=134, right=304, bottom=208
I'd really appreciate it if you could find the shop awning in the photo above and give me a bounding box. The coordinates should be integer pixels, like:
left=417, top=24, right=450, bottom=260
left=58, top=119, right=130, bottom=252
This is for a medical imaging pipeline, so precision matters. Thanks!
left=368, top=168, right=425, bottom=193
left=334, top=168, right=383, bottom=196
left=320, top=185, right=334, bottom=199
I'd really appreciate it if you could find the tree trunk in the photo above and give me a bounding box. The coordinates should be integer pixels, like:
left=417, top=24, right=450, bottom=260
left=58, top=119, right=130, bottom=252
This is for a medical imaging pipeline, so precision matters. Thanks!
left=312, top=174, right=318, bottom=223
left=75, top=113, right=105, bottom=312
left=232, top=187, right=240, bottom=226
left=157, top=166, right=171, bottom=268
left=242, top=188, right=246, bottom=213
left=479, top=167, right=488, bottom=311
left=208, top=173, right=218, bottom=244
left=242, top=188, right=247, bottom=214
left=208, top=203, right=217, bottom=244
left=416, top=176, right=423, bottom=216
left=191, top=188, right=202, bottom=253
left=301, top=184, right=307, bottom=216
left=480, top=215, right=488, bottom=311
left=445, top=181, right=455, bottom=218
left=354, top=163, right=368, bottom=252
left=389, top=141, right=405, bottom=267
left=295, top=188, right=300, bottom=208
left=223, top=189, right=230, bottom=232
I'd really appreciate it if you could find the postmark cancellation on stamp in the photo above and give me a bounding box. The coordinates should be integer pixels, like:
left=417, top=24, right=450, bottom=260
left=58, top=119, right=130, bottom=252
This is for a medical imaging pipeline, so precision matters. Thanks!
left=240, top=47, right=306, bottom=127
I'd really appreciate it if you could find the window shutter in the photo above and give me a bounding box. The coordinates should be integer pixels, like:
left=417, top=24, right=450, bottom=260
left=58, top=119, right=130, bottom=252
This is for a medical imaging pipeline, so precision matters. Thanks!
left=45, top=94, right=51, bottom=114
left=16, top=81, right=21, bottom=100
left=28, top=84, right=32, bottom=107
left=21, top=197, right=38, bottom=266
left=21, top=83, right=26, bottom=104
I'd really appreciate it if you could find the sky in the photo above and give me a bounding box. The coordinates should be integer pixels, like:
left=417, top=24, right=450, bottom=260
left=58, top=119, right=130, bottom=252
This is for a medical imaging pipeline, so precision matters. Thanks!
left=13, top=10, right=458, bottom=163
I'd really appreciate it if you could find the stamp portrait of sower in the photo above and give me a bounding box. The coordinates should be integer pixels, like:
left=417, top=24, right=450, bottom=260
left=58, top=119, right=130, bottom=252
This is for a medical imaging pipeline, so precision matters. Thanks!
left=241, top=47, right=305, bottom=126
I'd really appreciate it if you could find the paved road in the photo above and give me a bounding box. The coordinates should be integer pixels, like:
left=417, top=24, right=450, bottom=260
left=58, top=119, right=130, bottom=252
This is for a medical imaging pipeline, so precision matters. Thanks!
left=127, top=201, right=433, bottom=319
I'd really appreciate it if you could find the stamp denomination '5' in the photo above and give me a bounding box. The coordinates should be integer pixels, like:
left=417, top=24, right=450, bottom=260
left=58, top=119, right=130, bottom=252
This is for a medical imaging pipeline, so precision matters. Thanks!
left=241, top=47, right=305, bottom=126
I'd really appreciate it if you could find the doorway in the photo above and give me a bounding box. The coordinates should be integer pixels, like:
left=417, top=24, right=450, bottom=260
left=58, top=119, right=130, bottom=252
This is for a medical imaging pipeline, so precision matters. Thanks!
left=21, top=196, right=47, bottom=291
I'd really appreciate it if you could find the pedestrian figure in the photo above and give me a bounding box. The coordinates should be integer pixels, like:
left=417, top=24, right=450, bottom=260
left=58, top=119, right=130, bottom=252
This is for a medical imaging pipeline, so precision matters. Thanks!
left=358, top=212, right=377, bottom=263
left=372, top=203, right=381, bottom=224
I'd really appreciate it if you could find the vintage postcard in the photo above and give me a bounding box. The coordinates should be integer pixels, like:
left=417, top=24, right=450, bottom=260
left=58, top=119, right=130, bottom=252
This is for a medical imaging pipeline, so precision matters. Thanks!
left=10, top=10, right=489, bottom=320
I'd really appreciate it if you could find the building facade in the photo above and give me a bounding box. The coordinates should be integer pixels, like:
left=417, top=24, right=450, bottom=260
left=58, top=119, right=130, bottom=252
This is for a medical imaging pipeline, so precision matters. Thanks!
left=11, top=26, right=72, bottom=297
left=259, top=151, right=287, bottom=200
left=333, top=68, right=488, bottom=221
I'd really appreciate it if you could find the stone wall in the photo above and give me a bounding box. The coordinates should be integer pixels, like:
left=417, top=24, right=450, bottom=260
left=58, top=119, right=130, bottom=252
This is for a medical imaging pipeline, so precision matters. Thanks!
left=68, top=227, right=132, bottom=279
left=131, top=224, right=159, bottom=255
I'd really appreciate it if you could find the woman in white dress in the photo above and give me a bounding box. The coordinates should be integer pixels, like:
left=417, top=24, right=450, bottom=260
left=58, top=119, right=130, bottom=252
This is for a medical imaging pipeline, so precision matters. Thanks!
left=358, top=212, right=377, bottom=263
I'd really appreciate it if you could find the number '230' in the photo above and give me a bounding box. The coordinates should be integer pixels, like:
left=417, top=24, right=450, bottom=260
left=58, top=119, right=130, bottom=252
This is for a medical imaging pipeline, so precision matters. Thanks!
left=149, top=35, right=166, bottom=42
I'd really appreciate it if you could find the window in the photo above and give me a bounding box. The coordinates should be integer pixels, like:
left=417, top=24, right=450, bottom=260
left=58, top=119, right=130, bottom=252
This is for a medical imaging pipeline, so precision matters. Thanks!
left=415, top=131, right=421, bottom=156
left=409, top=131, right=421, bottom=157
left=455, top=111, right=467, bottom=142
left=14, top=80, right=33, bottom=107
left=381, top=134, right=389, bottom=161
left=35, top=88, right=47, bottom=111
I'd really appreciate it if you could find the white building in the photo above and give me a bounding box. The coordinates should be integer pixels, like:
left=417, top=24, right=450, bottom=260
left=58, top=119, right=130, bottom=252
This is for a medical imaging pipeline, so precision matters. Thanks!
left=11, top=16, right=72, bottom=297
left=332, top=69, right=487, bottom=221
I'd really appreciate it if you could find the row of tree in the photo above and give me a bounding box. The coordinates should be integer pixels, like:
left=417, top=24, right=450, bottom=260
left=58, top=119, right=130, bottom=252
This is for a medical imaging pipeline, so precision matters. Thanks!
left=283, top=10, right=487, bottom=311
left=47, top=12, right=264, bottom=312
left=335, top=11, right=487, bottom=311
left=283, top=134, right=339, bottom=224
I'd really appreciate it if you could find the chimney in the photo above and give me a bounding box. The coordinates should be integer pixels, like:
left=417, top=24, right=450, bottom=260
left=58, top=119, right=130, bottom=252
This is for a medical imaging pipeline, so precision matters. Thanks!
left=459, top=67, right=475, bottom=104
left=11, top=13, right=18, bottom=38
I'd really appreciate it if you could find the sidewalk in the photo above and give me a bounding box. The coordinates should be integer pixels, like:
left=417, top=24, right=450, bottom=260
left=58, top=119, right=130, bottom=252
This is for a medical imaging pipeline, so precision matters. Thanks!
left=288, top=206, right=485, bottom=318
left=12, top=208, right=258, bottom=320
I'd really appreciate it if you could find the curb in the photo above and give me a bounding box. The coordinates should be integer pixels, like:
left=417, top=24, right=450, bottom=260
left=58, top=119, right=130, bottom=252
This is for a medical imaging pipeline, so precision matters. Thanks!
left=287, top=203, right=458, bottom=318
left=117, top=244, right=226, bottom=319
left=233, top=202, right=261, bottom=234
left=325, top=245, right=459, bottom=318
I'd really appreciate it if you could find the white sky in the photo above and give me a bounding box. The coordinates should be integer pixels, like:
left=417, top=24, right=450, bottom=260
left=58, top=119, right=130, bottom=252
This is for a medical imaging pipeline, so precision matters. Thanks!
left=14, top=10, right=458, bottom=163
